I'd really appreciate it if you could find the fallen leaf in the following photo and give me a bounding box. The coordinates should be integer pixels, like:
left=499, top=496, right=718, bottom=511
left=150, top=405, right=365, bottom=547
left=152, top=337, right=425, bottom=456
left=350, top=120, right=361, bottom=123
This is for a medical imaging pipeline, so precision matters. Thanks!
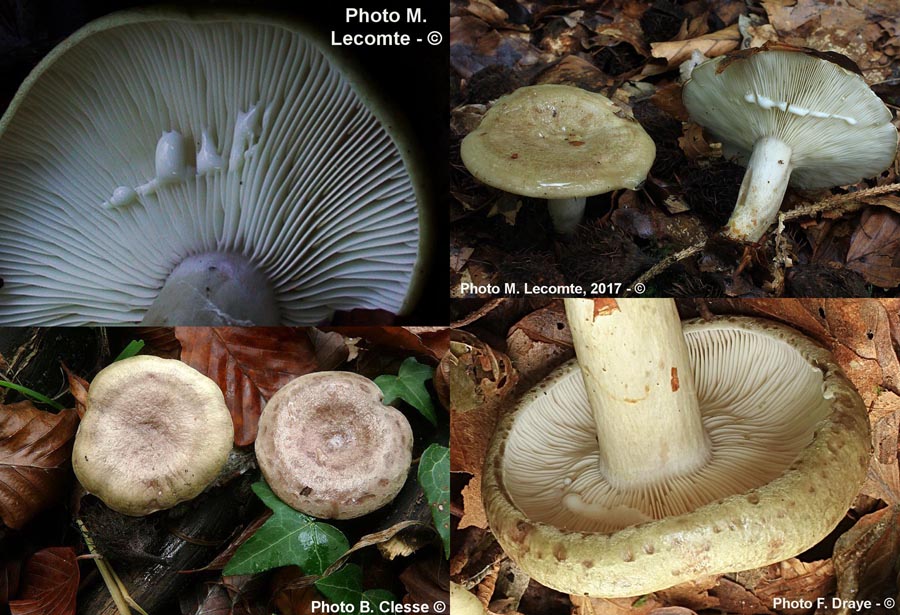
left=833, top=506, right=900, bottom=610
left=449, top=332, right=518, bottom=476
left=9, top=548, right=78, bottom=615
left=176, top=328, right=319, bottom=446
left=0, top=403, right=78, bottom=529
left=863, top=393, right=900, bottom=505
left=571, top=594, right=664, bottom=615
left=61, top=364, right=88, bottom=419
left=651, top=24, right=740, bottom=69
left=321, top=327, right=449, bottom=362
left=847, top=209, right=900, bottom=289
left=732, top=559, right=833, bottom=614
left=0, top=560, right=21, bottom=604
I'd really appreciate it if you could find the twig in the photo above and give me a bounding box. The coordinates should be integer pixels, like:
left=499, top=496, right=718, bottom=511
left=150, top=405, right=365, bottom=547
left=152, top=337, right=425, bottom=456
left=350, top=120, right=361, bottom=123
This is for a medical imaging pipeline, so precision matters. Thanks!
left=627, top=240, right=706, bottom=296
left=780, top=182, right=900, bottom=224
left=77, top=518, right=146, bottom=615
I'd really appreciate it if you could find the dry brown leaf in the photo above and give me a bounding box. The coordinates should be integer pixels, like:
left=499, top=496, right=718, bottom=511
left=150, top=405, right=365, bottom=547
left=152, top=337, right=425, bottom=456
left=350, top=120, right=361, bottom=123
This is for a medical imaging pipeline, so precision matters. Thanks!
left=449, top=331, right=518, bottom=476
left=678, top=123, right=722, bottom=160
left=654, top=575, right=720, bottom=611
left=833, top=505, right=900, bottom=609
left=450, top=16, right=549, bottom=79
left=9, top=548, right=78, bottom=615
left=732, top=559, right=834, bottom=614
left=0, top=403, right=78, bottom=529
left=862, top=392, right=900, bottom=505
left=571, top=594, right=664, bottom=614
left=651, top=24, right=740, bottom=69
left=176, top=328, right=319, bottom=446
left=132, top=327, right=181, bottom=359
left=61, top=364, right=88, bottom=420
left=0, top=560, right=21, bottom=605
left=323, top=327, right=449, bottom=362
left=460, top=473, right=487, bottom=529
left=506, top=302, right=574, bottom=386
left=847, top=209, right=900, bottom=289
left=649, top=608, right=698, bottom=615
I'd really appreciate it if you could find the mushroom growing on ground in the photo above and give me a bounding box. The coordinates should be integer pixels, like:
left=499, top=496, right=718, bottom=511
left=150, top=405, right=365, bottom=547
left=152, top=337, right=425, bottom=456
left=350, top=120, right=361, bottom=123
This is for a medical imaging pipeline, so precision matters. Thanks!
left=0, top=9, right=430, bottom=325
left=461, top=84, right=656, bottom=234
left=682, top=45, right=898, bottom=243
left=255, top=371, right=413, bottom=519
left=72, top=356, right=234, bottom=516
left=482, top=298, right=871, bottom=597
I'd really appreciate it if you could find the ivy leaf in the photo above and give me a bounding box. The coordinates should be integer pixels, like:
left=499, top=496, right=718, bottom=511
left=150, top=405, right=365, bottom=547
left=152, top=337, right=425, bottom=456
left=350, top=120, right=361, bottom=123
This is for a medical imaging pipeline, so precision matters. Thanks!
left=375, top=357, right=436, bottom=425
left=223, top=482, right=348, bottom=576
left=315, top=563, right=396, bottom=611
left=418, top=444, right=450, bottom=557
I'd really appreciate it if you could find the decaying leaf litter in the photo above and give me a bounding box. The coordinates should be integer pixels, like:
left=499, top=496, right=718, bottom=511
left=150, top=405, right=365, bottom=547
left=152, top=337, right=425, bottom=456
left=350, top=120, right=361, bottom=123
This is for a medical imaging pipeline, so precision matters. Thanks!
left=450, top=0, right=900, bottom=303
left=450, top=297, right=900, bottom=614
left=0, top=327, right=450, bottom=615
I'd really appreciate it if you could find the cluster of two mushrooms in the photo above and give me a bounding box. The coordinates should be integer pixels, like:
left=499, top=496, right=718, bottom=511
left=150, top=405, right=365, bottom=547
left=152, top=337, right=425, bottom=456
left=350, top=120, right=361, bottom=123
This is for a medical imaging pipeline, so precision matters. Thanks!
left=463, top=46, right=897, bottom=242
left=482, top=298, right=870, bottom=596
left=74, top=357, right=412, bottom=521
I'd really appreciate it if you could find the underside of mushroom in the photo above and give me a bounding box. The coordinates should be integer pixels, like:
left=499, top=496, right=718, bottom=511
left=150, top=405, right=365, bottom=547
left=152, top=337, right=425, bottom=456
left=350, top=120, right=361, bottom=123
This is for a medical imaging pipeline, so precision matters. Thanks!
left=0, top=10, right=427, bottom=324
left=483, top=300, right=871, bottom=597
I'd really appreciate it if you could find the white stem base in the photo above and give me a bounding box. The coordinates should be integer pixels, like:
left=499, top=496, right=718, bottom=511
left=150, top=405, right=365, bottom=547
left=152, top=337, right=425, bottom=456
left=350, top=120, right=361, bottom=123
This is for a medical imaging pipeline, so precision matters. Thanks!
left=725, top=136, right=793, bottom=243
left=564, top=298, right=710, bottom=488
left=548, top=197, right=586, bottom=235
left=142, top=253, right=281, bottom=325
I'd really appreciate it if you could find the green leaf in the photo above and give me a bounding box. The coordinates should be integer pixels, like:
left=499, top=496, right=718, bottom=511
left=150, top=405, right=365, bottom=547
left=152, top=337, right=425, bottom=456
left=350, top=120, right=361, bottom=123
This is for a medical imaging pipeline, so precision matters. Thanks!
left=418, top=444, right=450, bottom=557
left=316, top=563, right=396, bottom=611
left=0, top=381, right=64, bottom=411
left=113, top=340, right=145, bottom=362
left=223, top=482, right=349, bottom=576
left=374, top=357, right=436, bottom=425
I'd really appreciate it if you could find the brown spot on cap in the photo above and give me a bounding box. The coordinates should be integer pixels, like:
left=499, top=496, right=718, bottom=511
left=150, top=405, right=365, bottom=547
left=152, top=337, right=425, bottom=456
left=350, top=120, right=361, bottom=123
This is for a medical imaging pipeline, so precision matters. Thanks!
left=671, top=367, right=680, bottom=392
left=747, top=493, right=760, bottom=504
left=553, top=544, right=567, bottom=561
left=582, top=560, right=594, bottom=569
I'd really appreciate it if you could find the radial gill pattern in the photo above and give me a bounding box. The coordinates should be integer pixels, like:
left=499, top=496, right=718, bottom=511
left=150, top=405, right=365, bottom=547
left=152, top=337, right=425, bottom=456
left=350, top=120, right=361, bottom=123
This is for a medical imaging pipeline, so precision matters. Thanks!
left=0, top=14, right=419, bottom=324
left=502, top=322, right=832, bottom=533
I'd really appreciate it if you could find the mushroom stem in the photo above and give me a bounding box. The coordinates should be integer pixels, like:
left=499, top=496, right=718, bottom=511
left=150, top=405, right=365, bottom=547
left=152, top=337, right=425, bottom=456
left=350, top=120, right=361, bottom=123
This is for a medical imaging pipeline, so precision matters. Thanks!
left=548, top=197, right=586, bottom=234
left=725, top=136, right=793, bottom=242
left=563, top=298, right=710, bottom=487
left=141, top=253, right=281, bottom=325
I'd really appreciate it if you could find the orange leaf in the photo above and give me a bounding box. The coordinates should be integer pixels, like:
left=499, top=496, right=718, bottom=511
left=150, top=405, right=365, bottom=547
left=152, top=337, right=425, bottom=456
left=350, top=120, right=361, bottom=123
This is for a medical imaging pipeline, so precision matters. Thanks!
left=0, top=403, right=78, bottom=529
left=321, top=327, right=449, bottom=362
left=9, top=548, right=78, bottom=615
left=175, top=328, right=319, bottom=446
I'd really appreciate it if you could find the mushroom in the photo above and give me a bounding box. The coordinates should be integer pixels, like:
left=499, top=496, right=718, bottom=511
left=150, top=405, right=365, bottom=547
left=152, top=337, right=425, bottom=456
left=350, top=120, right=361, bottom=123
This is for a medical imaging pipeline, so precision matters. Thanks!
left=255, top=371, right=413, bottom=519
left=460, top=84, right=656, bottom=234
left=0, top=9, right=430, bottom=325
left=482, top=298, right=871, bottom=597
left=450, top=583, right=486, bottom=615
left=72, top=355, right=234, bottom=516
left=682, top=45, right=898, bottom=243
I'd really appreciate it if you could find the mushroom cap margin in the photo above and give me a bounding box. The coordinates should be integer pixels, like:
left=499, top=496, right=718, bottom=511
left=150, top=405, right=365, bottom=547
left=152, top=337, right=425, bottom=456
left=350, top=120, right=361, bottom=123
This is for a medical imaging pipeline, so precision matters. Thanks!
left=482, top=316, right=871, bottom=597
left=72, top=355, right=234, bottom=516
left=255, top=371, right=414, bottom=519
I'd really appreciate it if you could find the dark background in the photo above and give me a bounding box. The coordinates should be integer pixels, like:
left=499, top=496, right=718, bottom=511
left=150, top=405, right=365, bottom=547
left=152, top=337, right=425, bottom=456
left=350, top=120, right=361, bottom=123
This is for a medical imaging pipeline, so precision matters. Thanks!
left=0, top=0, right=449, bottom=324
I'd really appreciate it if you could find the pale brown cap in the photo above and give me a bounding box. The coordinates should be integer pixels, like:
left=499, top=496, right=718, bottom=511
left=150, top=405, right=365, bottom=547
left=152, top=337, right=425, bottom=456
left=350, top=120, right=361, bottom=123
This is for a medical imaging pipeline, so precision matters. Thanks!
left=460, top=84, right=656, bottom=199
left=483, top=317, right=871, bottom=597
left=255, top=371, right=413, bottom=519
left=72, top=355, right=234, bottom=516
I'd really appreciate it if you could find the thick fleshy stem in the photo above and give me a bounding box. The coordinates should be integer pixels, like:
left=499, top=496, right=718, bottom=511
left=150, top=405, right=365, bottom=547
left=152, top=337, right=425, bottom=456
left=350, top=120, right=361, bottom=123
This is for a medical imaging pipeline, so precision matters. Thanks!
left=142, top=253, right=281, bottom=325
left=563, top=298, right=710, bottom=488
left=548, top=197, right=586, bottom=234
left=725, top=136, right=793, bottom=242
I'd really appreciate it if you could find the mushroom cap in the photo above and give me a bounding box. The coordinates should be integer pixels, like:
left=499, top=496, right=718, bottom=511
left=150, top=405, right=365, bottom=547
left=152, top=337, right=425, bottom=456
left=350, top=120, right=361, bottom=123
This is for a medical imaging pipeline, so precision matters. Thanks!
left=682, top=48, right=898, bottom=189
left=255, top=371, right=413, bottom=519
left=450, top=583, right=486, bottom=615
left=483, top=317, right=871, bottom=597
left=72, top=355, right=234, bottom=516
left=460, top=85, right=656, bottom=199
left=0, top=8, right=430, bottom=325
